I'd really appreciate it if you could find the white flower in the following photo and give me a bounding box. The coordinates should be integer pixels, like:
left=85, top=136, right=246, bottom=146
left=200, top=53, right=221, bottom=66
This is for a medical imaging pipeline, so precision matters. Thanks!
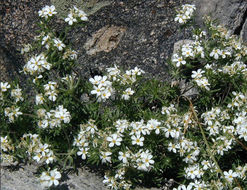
left=107, top=134, right=122, bottom=147
left=47, top=169, right=61, bottom=187
left=70, top=50, right=78, bottom=60
left=0, top=82, right=11, bottom=92
left=33, top=75, right=43, bottom=84
left=122, top=88, right=134, bottom=100
left=36, top=94, right=45, bottom=105
left=4, top=106, right=22, bottom=122
left=38, top=143, right=50, bottom=156
left=86, top=121, right=98, bottom=134
left=131, top=134, right=144, bottom=146
left=42, top=35, right=50, bottom=45
left=91, top=85, right=104, bottom=96
left=44, top=81, right=57, bottom=91
left=147, top=119, right=162, bottom=134
left=99, top=76, right=111, bottom=86
left=141, top=153, right=154, bottom=168
left=38, top=5, right=57, bottom=19
left=23, top=54, right=50, bottom=75
left=168, top=142, right=179, bottom=153
left=191, top=69, right=205, bottom=79
left=131, top=67, right=145, bottom=76
left=210, top=49, right=222, bottom=59
left=21, top=44, right=32, bottom=55
left=100, top=89, right=112, bottom=101
left=118, top=151, right=130, bottom=164
left=45, top=151, right=55, bottom=164
left=201, top=160, right=211, bottom=170
left=185, top=165, right=199, bottom=179
left=65, top=13, right=77, bottom=25
left=136, top=161, right=148, bottom=171
left=182, top=48, right=194, bottom=58
left=1, top=136, right=10, bottom=152
left=11, top=88, right=24, bottom=102
left=224, top=170, right=238, bottom=183
left=172, top=54, right=186, bottom=67
left=89, top=75, right=102, bottom=85
left=33, top=153, right=43, bottom=162
left=107, top=65, right=121, bottom=81
left=53, top=38, right=65, bottom=51
left=77, top=147, right=89, bottom=160
left=174, top=4, right=195, bottom=24
left=40, top=171, right=50, bottom=187
left=100, top=151, right=112, bottom=163
left=194, top=77, right=210, bottom=90
left=46, top=5, right=57, bottom=17
left=54, top=105, right=71, bottom=124
left=175, top=184, right=192, bottom=190
left=78, top=10, right=88, bottom=21
left=161, top=104, right=177, bottom=115
left=46, top=90, right=58, bottom=101
left=175, top=14, right=187, bottom=24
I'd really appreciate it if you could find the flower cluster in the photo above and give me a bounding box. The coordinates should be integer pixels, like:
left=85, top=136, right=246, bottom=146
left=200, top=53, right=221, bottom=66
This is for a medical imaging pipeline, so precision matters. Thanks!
left=65, top=6, right=88, bottom=25
left=191, top=69, right=210, bottom=90
left=38, top=5, right=57, bottom=19
left=4, top=106, right=22, bottom=123
left=11, top=87, right=24, bottom=102
left=18, top=134, right=56, bottom=164
left=37, top=105, right=71, bottom=129
left=103, top=169, right=132, bottom=190
left=90, top=66, right=144, bottom=102
left=120, top=67, right=145, bottom=85
left=0, top=136, right=14, bottom=164
left=72, top=118, right=163, bottom=188
left=172, top=39, right=205, bottom=68
left=175, top=4, right=196, bottom=24
left=23, top=53, right=51, bottom=76
left=89, top=75, right=113, bottom=102
left=163, top=102, right=247, bottom=189
left=43, top=81, right=58, bottom=102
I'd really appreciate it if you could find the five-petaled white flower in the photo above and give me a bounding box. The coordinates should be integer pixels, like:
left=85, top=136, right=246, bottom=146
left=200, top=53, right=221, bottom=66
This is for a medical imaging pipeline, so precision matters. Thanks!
left=224, top=170, right=238, bottom=183
left=131, top=134, right=144, bottom=146
left=100, top=151, right=112, bottom=163
left=65, top=13, right=77, bottom=25
left=107, top=134, right=122, bottom=147
left=53, top=38, right=65, bottom=51
left=77, top=147, right=89, bottom=160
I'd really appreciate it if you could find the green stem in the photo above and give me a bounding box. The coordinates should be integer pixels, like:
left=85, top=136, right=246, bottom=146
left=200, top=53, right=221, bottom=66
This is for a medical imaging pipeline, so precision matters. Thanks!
left=183, top=96, right=232, bottom=189
left=62, top=127, right=71, bottom=150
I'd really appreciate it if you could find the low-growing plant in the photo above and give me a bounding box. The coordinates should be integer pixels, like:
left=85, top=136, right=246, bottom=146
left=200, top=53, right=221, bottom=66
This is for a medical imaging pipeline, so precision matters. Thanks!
left=1, top=3, right=247, bottom=190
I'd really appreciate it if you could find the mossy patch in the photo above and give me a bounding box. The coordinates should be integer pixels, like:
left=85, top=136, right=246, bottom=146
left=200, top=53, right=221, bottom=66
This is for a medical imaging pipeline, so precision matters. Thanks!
left=51, top=0, right=112, bottom=18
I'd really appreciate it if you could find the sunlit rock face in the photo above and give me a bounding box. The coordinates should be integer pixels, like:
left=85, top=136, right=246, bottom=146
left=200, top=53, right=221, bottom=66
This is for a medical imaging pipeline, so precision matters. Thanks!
left=194, top=0, right=247, bottom=41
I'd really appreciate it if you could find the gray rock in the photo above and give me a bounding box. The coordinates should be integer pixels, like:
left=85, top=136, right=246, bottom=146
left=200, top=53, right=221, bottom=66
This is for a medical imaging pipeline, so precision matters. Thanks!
left=241, top=18, right=247, bottom=42
left=194, top=0, right=247, bottom=41
left=1, top=164, right=107, bottom=190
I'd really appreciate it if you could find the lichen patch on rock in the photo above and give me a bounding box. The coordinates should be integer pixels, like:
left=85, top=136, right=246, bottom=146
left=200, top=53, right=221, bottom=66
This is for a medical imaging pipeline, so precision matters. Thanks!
left=84, top=25, right=126, bottom=55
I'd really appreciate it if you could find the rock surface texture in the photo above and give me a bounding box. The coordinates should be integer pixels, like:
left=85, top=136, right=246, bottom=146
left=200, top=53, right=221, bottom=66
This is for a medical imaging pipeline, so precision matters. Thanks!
left=194, top=0, right=247, bottom=41
left=1, top=164, right=107, bottom=190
